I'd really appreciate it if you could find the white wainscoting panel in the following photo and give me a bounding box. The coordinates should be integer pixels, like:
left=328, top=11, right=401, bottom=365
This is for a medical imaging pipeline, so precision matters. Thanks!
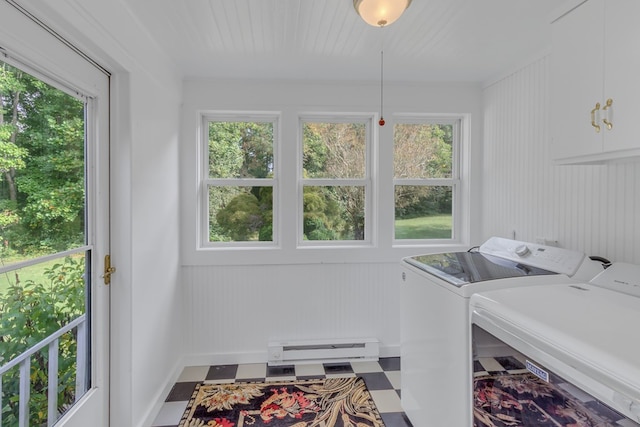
left=182, top=262, right=402, bottom=364
left=483, top=56, right=640, bottom=264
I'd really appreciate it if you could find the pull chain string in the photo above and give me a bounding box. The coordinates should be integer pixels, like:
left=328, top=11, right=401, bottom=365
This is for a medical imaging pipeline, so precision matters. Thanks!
left=379, top=49, right=385, bottom=126
left=378, top=25, right=385, bottom=126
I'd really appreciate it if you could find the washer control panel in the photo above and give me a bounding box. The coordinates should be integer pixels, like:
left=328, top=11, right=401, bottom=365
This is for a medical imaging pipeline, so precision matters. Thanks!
left=480, top=236, right=585, bottom=276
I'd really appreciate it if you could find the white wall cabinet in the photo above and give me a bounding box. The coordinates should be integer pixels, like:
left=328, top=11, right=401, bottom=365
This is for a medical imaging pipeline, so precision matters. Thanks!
left=550, top=0, right=640, bottom=164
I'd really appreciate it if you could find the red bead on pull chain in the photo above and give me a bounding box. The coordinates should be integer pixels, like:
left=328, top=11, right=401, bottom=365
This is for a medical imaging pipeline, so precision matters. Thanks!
left=379, top=117, right=385, bottom=126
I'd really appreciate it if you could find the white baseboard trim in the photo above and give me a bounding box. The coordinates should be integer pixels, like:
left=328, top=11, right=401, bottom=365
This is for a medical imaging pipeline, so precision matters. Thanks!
left=182, top=344, right=399, bottom=369
left=138, top=357, right=187, bottom=427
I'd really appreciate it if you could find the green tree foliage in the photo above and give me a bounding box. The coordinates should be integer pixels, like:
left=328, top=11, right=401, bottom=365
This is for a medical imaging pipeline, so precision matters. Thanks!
left=216, top=192, right=262, bottom=241
left=302, top=187, right=341, bottom=240
left=0, top=61, right=85, bottom=254
left=208, top=121, right=274, bottom=241
left=208, top=119, right=453, bottom=241
left=394, top=124, right=453, bottom=218
left=0, top=60, right=88, bottom=425
left=208, top=121, right=273, bottom=179
left=209, top=120, right=453, bottom=241
left=302, top=123, right=366, bottom=240
left=302, top=125, right=327, bottom=176
left=0, top=256, right=86, bottom=426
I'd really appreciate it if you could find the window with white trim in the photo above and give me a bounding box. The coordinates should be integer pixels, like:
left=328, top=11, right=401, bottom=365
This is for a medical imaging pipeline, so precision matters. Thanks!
left=393, top=118, right=460, bottom=241
left=202, top=113, right=278, bottom=245
left=299, top=115, right=373, bottom=244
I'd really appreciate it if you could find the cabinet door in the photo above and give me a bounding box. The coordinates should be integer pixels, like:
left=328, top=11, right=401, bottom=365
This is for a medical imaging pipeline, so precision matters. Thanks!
left=550, top=0, right=604, bottom=161
left=602, top=0, right=640, bottom=153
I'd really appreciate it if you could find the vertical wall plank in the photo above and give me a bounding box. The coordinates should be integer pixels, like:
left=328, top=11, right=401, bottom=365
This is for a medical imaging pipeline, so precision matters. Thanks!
left=483, top=55, right=640, bottom=264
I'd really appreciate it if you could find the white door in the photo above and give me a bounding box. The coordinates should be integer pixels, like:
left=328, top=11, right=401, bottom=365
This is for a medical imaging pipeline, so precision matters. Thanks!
left=0, top=2, right=110, bottom=426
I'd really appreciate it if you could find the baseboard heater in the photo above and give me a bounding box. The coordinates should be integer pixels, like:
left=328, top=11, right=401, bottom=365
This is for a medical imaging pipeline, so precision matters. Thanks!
left=267, top=338, right=379, bottom=366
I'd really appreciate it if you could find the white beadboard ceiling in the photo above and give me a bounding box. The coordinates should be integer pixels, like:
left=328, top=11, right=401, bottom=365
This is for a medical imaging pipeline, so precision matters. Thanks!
left=122, top=0, right=561, bottom=83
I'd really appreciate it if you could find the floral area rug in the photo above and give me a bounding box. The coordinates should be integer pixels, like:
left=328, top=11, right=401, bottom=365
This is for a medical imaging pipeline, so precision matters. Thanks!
left=474, top=373, right=620, bottom=427
left=179, top=376, right=384, bottom=427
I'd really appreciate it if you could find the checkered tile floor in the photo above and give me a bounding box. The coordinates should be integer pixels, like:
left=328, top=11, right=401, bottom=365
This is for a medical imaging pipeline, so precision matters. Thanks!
left=151, top=357, right=413, bottom=427
left=473, top=354, right=530, bottom=377
left=474, top=356, right=639, bottom=427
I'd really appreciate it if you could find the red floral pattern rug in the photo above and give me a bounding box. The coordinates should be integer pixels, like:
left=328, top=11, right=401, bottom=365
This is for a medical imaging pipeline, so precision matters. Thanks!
left=474, top=373, right=620, bottom=427
left=179, top=377, right=384, bottom=427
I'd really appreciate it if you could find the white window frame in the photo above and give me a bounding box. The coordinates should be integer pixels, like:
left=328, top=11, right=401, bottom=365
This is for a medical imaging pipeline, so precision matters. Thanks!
left=199, top=111, right=280, bottom=248
left=297, top=113, right=375, bottom=247
left=392, top=115, right=462, bottom=245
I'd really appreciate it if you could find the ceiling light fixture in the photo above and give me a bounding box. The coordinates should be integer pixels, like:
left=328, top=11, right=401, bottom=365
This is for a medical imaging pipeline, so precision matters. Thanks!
left=353, top=0, right=412, bottom=27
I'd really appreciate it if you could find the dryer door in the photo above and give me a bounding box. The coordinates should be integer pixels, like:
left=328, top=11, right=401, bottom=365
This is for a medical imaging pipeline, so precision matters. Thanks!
left=470, top=284, right=640, bottom=424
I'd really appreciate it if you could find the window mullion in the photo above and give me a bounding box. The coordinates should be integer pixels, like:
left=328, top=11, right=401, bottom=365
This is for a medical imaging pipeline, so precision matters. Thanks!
left=393, top=178, right=457, bottom=187
left=301, top=178, right=368, bottom=186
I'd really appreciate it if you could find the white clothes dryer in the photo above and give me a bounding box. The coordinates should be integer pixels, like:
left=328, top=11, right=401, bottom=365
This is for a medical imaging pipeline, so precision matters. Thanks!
left=400, top=236, right=603, bottom=427
left=470, top=263, right=640, bottom=425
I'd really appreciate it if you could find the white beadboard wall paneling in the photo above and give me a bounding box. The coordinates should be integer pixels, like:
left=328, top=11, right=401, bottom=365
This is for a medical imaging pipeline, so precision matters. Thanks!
left=482, top=55, right=640, bottom=265
left=182, top=262, right=402, bottom=365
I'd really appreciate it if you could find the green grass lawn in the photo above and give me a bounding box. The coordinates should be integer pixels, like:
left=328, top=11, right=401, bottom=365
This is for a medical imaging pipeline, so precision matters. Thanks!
left=395, top=214, right=452, bottom=239
left=0, top=257, right=65, bottom=296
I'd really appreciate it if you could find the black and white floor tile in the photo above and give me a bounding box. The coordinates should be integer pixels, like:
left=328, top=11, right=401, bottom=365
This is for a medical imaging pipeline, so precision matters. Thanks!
left=474, top=355, right=640, bottom=427
left=151, top=357, right=413, bottom=427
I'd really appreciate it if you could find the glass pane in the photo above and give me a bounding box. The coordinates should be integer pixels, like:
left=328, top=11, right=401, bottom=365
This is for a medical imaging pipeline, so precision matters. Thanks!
left=395, top=185, right=452, bottom=239
left=208, top=121, right=274, bottom=179
left=303, top=122, right=365, bottom=179
left=0, top=254, right=88, bottom=425
left=1, top=60, right=89, bottom=425
left=303, top=186, right=365, bottom=241
left=208, top=186, right=273, bottom=242
left=394, top=123, right=453, bottom=179
left=0, top=61, right=86, bottom=266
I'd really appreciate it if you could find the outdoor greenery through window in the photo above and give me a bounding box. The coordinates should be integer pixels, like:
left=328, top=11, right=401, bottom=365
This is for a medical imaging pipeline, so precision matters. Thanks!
left=301, top=120, right=369, bottom=242
left=0, top=59, right=89, bottom=425
left=205, top=117, right=276, bottom=243
left=394, top=120, right=458, bottom=240
left=201, top=114, right=462, bottom=249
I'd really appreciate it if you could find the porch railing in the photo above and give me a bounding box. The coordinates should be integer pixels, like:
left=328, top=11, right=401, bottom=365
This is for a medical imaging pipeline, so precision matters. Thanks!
left=0, top=314, right=87, bottom=427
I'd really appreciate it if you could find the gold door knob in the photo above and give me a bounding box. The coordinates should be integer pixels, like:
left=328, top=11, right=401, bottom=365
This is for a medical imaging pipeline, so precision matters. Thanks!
left=103, top=254, right=116, bottom=285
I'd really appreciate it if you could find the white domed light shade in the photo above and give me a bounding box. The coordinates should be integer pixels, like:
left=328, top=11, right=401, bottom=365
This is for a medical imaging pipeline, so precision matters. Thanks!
left=353, top=0, right=412, bottom=27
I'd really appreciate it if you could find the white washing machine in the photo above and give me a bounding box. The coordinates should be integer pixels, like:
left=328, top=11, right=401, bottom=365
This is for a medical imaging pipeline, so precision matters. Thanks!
left=400, top=236, right=604, bottom=427
left=470, top=263, right=640, bottom=425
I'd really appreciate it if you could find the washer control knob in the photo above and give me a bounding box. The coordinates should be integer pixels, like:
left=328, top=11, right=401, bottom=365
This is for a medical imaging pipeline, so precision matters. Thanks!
left=515, top=244, right=530, bottom=257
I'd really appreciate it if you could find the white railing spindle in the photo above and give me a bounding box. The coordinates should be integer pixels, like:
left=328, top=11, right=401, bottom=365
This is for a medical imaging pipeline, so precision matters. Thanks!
left=47, top=339, right=59, bottom=427
left=19, top=358, right=30, bottom=427
left=75, top=320, right=87, bottom=399
left=0, top=315, right=87, bottom=426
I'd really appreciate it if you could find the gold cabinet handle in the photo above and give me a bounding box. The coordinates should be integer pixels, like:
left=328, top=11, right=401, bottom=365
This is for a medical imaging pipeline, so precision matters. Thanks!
left=591, top=102, right=601, bottom=133
left=602, top=98, right=613, bottom=130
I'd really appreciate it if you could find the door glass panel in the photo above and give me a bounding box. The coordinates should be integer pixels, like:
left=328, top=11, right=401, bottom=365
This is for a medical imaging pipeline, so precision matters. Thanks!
left=0, top=59, right=89, bottom=426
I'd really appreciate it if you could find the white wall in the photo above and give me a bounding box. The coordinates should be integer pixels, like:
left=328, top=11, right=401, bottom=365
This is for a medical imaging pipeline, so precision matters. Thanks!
left=183, top=262, right=403, bottom=364
left=483, top=55, right=640, bottom=264
left=180, top=79, right=484, bottom=363
left=17, top=2, right=185, bottom=426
